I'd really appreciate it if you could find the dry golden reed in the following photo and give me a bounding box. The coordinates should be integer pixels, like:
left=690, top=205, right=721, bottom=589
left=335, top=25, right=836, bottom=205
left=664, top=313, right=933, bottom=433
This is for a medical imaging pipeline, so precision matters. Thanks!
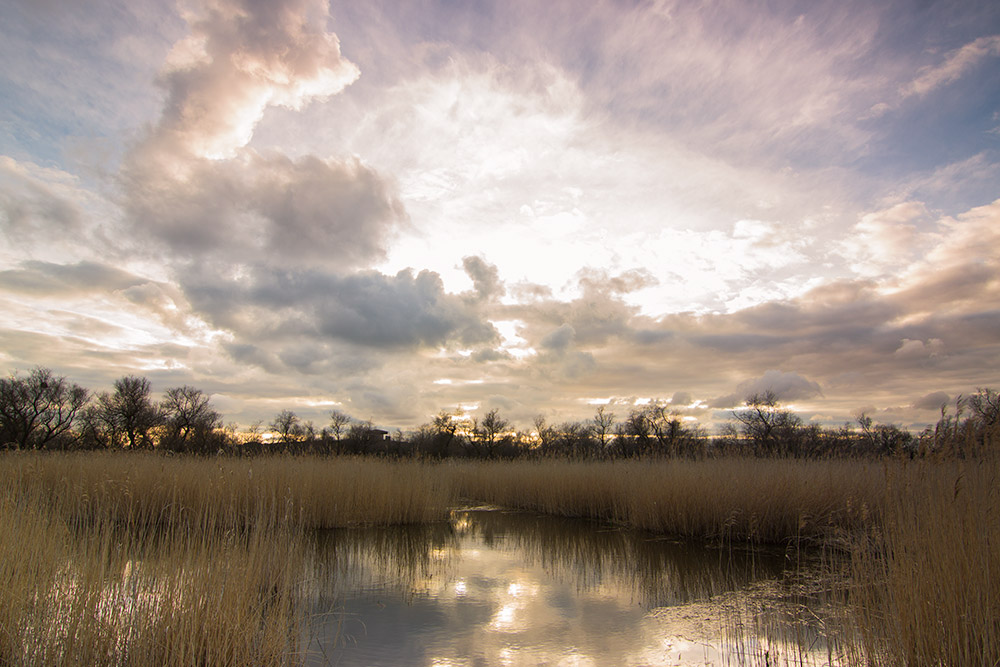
left=444, top=458, right=884, bottom=544
left=849, top=459, right=1000, bottom=667
left=0, top=489, right=310, bottom=666
left=0, top=452, right=453, bottom=666
left=3, top=452, right=453, bottom=530
left=3, top=451, right=997, bottom=665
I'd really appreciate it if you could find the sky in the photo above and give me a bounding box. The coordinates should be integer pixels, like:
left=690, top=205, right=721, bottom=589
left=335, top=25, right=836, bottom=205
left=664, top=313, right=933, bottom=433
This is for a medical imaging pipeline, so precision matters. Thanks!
left=1, top=0, right=999, bottom=433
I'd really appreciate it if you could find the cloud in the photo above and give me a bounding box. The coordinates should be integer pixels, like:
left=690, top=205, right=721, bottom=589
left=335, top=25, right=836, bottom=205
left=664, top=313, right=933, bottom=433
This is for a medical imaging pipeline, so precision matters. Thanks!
left=119, top=0, right=404, bottom=271
left=887, top=199, right=1000, bottom=318
left=913, top=391, right=951, bottom=411
left=125, top=151, right=404, bottom=268
left=920, top=198, right=1000, bottom=271
left=736, top=370, right=823, bottom=402
left=0, top=158, right=82, bottom=241
left=840, top=201, right=935, bottom=276
left=902, top=35, right=1000, bottom=99
left=153, top=0, right=359, bottom=160
left=184, top=265, right=499, bottom=357
left=110, top=0, right=414, bottom=370
left=0, top=260, right=146, bottom=295
left=540, top=324, right=575, bottom=351
left=583, top=1, right=886, bottom=163
left=670, top=391, right=692, bottom=406
left=894, top=338, right=943, bottom=359
left=462, top=256, right=505, bottom=301
left=4, top=0, right=1000, bottom=434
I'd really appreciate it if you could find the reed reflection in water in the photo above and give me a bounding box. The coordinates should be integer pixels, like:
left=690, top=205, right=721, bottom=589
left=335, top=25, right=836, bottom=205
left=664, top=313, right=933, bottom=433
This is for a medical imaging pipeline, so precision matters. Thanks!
left=303, top=509, right=849, bottom=666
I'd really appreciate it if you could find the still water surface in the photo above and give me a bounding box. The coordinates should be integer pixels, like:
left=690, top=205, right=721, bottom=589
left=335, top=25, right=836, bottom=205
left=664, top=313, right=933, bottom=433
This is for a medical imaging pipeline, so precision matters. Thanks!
left=302, top=509, right=849, bottom=666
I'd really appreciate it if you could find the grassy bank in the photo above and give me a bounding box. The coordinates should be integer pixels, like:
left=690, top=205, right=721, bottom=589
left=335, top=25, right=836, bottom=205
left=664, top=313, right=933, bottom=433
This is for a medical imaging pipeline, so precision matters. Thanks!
left=2, top=452, right=997, bottom=665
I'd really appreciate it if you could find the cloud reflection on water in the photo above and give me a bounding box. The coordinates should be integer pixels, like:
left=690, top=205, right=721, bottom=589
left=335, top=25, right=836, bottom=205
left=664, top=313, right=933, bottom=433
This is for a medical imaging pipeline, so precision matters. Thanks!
left=304, top=509, right=849, bottom=666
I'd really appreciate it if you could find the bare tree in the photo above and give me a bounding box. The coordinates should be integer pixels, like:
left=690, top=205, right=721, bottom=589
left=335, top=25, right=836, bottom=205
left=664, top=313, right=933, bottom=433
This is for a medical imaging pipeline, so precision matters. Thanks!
left=344, top=420, right=381, bottom=454
left=533, top=415, right=557, bottom=452
left=733, top=391, right=801, bottom=455
left=247, top=420, right=264, bottom=439
left=95, top=375, right=162, bottom=449
left=329, top=409, right=352, bottom=448
left=426, top=410, right=459, bottom=457
left=556, top=420, right=595, bottom=458
left=0, top=367, right=88, bottom=449
left=302, top=420, right=317, bottom=441
left=270, top=409, right=302, bottom=448
left=623, top=408, right=652, bottom=455
left=161, top=386, right=222, bottom=453
left=968, top=388, right=999, bottom=427
left=855, top=412, right=913, bottom=456
left=432, top=411, right=458, bottom=439
left=471, top=408, right=510, bottom=458
left=591, top=405, right=615, bottom=449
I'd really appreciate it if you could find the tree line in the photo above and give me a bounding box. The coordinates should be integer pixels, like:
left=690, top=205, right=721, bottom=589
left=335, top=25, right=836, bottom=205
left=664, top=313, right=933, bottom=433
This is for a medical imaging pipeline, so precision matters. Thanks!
left=1, top=367, right=997, bottom=459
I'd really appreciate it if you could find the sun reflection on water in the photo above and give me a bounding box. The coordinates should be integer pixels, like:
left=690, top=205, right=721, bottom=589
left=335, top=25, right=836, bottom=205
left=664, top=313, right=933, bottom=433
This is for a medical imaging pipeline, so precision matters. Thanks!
left=307, top=509, right=852, bottom=666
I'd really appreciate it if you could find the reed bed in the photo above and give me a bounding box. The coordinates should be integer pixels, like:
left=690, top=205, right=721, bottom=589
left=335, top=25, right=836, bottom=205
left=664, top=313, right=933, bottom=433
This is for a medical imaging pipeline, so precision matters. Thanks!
left=848, top=458, right=1000, bottom=666
left=3, top=451, right=997, bottom=665
left=0, top=452, right=453, bottom=666
left=0, top=489, right=310, bottom=666
left=445, top=458, right=884, bottom=545
left=2, top=452, right=453, bottom=531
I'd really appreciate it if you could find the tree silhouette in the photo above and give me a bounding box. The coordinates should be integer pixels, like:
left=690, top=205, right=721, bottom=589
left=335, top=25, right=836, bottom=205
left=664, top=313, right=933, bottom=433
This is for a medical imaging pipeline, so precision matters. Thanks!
left=0, top=367, right=87, bottom=449
left=161, top=386, right=222, bottom=453
left=329, top=409, right=352, bottom=450
left=270, top=409, right=302, bottom=448
left=733, top=391, right=801, bottom=455
left=472, top=409, right=510, bottom=458
left=98, top=376, right=162, bottom=449
left=591, top=406, right=615, bottom=449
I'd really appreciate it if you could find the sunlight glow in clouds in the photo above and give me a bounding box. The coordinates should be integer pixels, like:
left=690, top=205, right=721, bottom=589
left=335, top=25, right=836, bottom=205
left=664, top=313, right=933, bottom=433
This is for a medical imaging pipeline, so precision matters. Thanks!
left=1, top=0, right=999, bottom=431
left=162, top=0, right=360, bottom=160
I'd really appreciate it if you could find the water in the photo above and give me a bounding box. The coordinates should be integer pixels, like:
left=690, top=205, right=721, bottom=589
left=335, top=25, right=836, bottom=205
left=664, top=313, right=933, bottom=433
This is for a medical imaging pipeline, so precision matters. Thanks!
left=301, top=509, right=850, bottom=666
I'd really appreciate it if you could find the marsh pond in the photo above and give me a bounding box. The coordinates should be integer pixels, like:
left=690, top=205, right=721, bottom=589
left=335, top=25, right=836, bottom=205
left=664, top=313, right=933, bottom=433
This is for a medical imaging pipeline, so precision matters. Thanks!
left=300, top=509, right=853, bottom=666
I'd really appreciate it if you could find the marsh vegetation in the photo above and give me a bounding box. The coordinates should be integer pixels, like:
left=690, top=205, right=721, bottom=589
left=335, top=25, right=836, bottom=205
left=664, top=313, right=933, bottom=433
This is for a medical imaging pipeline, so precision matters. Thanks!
left=2, top=451, right=998, bottom=665
left=2, top=368, right=998, bottom=664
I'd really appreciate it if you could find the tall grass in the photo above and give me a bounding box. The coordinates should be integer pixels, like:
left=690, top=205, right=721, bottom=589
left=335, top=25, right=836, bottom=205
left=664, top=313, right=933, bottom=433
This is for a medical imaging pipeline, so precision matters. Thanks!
left=445, top=458, right=883, bottom=545
left=0, top=452, right=453, bottom=666
left=2, top=452, right=453, bottom=530
left=3, top=451, right=997, bottom=665
left=848, top=459, right=1000, bottom=666
left=0, top=488, right=310, bottom=665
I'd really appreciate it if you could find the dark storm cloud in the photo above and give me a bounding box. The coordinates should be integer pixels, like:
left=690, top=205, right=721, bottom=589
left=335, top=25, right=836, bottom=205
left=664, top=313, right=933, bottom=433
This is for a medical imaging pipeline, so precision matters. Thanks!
left=184, top=265, right=499, bottom=360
